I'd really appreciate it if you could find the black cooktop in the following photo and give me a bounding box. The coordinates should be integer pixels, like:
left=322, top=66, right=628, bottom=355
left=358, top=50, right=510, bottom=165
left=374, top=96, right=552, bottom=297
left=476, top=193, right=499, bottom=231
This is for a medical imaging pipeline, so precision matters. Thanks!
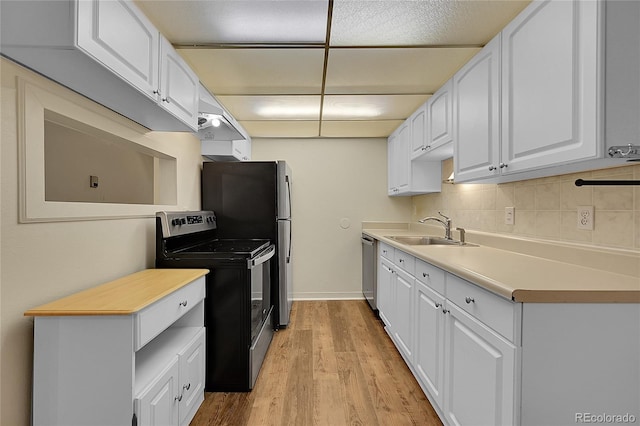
left=176, top=239, right=270, bottom=257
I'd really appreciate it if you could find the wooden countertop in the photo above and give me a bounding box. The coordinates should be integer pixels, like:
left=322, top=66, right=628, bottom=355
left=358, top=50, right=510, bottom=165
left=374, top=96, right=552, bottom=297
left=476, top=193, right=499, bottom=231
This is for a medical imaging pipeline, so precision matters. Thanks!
left=364, top=228, right=640, bottom=303
left=24, top=269, right=209, bottom=316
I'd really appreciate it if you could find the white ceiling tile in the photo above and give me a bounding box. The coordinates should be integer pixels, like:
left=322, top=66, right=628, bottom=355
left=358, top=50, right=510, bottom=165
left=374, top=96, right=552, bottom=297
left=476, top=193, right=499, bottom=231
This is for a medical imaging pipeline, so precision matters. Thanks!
left=240, top=121, right=320, bottom=138
left=325, top=47, right=481, bottom=94
left=178, top=48, right=325, bottom=95
left=321, top=120, right=404, bottom=138
left=217, top=95, right=321, bottom=120
left=322, top=95, right=430, bottom=120
left=136, top=0, right=329, bottom=44
left=330, top=0, right=530, bottom=46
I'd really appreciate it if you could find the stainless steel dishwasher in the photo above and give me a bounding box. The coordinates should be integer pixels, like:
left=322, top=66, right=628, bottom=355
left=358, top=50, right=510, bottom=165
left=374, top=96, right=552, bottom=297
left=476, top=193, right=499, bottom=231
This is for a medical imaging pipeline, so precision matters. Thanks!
left=361, top=234, right=377, bottom=312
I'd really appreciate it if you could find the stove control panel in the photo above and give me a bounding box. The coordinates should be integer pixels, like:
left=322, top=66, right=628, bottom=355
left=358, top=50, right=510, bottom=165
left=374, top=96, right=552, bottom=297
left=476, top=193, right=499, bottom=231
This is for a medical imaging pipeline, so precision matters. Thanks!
left=157, top=211, right=217, bottom=238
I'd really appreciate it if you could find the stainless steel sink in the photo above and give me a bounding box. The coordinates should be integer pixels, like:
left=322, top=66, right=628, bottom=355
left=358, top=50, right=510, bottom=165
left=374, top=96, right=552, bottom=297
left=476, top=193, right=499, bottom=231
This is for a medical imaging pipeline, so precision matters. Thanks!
left=385, top=236, right=478, bottom=247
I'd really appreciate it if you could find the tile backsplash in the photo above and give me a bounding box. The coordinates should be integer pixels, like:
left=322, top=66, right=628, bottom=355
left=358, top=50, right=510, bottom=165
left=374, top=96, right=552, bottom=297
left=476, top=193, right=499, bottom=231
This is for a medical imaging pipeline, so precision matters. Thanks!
left=412, top=159, right=640, bottom=250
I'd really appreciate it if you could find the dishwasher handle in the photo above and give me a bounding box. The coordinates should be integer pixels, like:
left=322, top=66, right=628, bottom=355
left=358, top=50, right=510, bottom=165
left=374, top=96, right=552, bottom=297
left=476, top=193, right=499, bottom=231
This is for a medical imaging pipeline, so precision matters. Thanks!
left=361, top=236, right=374, bottom=246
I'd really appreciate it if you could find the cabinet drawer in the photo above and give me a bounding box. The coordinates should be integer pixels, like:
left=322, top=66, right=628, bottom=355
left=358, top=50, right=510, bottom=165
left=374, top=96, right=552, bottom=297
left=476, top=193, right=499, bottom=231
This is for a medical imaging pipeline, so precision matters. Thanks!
left=415, top=259, right=445, bottom=295
left=394, top=250, right=415, bottom=275
left=135, top=276, right=205, bottom=350
left=379, top=242, right=394, bottom=260
left=446, top=274, right=517, bottom=342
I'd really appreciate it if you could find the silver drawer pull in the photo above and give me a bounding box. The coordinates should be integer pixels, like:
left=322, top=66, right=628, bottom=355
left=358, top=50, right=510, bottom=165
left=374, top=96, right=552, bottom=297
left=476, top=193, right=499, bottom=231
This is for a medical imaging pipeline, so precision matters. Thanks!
left=435, top=302, right=442, bottom=308
left=183, top=383, right=191, bottom=391
left=442, top=308, right=450, bottom=314
left=423, top=272, right=429, bottom=278
left=465, top=297, right=475, bottom=304
left=399, top=259, right=404, bottom=263
left=179, top=300, right=188, bottom=307
left=175, top=394, right=183, bottom=402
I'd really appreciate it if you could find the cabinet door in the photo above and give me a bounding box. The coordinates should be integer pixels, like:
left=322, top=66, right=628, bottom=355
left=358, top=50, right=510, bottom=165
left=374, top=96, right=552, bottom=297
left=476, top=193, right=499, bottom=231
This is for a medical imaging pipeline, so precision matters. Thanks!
left=387, top=131, right=398, bottom=194
left=76, top=0, right=159, bottom=100
left=135, top=356, right=180, bottom=426
left=427, top=80, right=453, bottom=152
left=414, top=281, right=446, bottom=408
left=178, top=328, right=206, bottom=426
left=377, top=256, right=395, bottom=330
left=410, top=104, right=427, bottom=158
left=393, top=267, right=415, bottom=363
left=443, top=303, right=516, bottom=426
left=159, top=37, right=199, bottom=130
left=453, top=35, right=501, bottom=182
left=501, top=0, right=599, bottom=174
left=393, top=123, right=411, bottom=194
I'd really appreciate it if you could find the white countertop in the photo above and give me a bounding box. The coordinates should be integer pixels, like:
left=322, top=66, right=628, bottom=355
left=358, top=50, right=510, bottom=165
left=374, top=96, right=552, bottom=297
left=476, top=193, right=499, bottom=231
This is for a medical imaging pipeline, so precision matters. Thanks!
left=363, top=225, right=640, bottom=303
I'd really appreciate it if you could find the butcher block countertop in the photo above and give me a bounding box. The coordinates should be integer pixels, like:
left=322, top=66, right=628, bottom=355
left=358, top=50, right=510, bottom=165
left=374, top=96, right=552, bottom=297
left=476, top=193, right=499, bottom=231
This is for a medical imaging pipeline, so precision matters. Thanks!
left=24, top=269, right=209, bottom=316
left=363, top=223, right=640, bottom=303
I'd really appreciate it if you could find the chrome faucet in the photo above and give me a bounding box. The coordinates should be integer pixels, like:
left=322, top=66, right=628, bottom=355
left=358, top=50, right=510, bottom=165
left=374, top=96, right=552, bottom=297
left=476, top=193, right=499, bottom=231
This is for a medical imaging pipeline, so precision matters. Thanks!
left=418, top=212, right=452, bottom=240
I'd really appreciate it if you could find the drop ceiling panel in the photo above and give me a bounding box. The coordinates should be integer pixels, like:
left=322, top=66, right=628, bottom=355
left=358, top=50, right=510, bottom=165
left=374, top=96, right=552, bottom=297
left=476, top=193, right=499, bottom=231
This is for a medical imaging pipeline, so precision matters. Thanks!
left=136, top=0, right=329, bottom=44
left=322, top=95, right=430, bottom=120
left=216, top=95, right=321, bottom=120
left=240, top=121, right=320, bottom=138
left=321, top=120, right=404, bottom=138
left=325, top=47, right=481, bottom=94
left=178, top=48, right=325, bottom=95
left=330, top=0, right=531, bottom=46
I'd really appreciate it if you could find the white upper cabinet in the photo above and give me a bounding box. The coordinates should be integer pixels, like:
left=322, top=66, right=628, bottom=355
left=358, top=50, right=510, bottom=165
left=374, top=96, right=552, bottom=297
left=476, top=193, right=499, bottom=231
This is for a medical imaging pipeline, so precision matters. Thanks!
left=453, top=35, right=501, bottom=182
left=76, top=0, right=159, bottom=101
left=159, top=38, right=199, bottom=128
left=388, top=122, right=411, bottom=195
left=500, top=0, right=599, bottom=174
left=453, top=0, right=636, bottom=183
left=409, top=104, right=428, bottom=158
left=412, top=81, right=454, bottom=162
left=424, top=80, right=454, bottom=160
left=1, top=0, right=198, bottom=132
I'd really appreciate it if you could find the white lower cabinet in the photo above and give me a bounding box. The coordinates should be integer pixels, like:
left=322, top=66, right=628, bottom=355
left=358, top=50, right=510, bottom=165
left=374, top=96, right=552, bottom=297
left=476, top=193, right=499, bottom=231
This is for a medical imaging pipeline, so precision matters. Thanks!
left=28, top=272, right=207, bottom=426
left=393, top=267, right=415, bottom=362
left=135, top=327, right=205, bottom=426
left=377, top=253, right=395, bottom=331
left=378, top=249, right=518, bottom=425
left=375, top=245, right=639, bottom=426
left=136, top=356, right=180, bottom=426
left=443, top=302, right=517, bottom=426
left=414, top=279, right=446, bottom=408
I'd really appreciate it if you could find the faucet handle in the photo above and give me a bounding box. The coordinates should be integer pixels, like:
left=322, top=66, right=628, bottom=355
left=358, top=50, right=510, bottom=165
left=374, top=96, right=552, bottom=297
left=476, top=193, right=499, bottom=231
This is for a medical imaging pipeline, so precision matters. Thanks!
left=438, top=211, right=450, bottom=221
left=456, top=227, right=466, bottom=244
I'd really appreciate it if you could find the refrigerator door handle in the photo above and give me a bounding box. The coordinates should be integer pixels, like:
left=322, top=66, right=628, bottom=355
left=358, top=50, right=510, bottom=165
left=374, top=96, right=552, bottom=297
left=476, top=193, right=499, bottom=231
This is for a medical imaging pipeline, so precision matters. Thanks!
left=286, top=175, right=292, bottom=219
left=287, top=220, right=292, bottom=263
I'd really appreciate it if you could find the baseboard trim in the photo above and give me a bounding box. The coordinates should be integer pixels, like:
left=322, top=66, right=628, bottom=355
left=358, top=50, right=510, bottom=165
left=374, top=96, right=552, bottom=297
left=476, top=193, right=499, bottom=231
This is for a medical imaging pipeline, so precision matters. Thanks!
left=293, top=292, right=365, bottom=301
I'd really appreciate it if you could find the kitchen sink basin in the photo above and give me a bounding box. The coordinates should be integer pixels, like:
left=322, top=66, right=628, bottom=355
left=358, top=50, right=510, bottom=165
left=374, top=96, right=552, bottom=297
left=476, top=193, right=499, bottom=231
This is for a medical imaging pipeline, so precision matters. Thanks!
left=385, top=236, right=478, bottom=247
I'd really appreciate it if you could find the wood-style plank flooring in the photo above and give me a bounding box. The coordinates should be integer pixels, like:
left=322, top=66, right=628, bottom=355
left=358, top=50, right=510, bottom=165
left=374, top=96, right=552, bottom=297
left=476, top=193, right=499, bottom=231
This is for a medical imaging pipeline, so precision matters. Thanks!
left=191, top=300, right=443, bottom=426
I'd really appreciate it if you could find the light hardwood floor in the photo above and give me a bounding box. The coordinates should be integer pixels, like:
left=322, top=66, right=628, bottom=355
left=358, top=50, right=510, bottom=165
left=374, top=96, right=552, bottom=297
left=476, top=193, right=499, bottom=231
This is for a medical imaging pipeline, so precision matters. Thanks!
left=191, top=300, right=443, bottom=426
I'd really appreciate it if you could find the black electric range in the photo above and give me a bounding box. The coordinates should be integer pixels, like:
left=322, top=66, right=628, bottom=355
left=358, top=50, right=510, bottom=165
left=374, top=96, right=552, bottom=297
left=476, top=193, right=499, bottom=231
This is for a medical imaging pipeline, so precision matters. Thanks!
left=155, top=211, right=274, bottom=391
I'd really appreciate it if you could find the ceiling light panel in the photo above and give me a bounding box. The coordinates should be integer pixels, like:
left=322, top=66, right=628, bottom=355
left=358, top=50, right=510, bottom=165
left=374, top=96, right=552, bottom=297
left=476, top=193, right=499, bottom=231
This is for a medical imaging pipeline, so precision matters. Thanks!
left=135, top=0, right=329, bottom=44
left=178, top=48, right=325, bottom=95
left=322, top=94, right=430, bottom=120
left=216, top=95, right=321, bottom=120
left=321, top=120, right=405, bottom=138
left=239, top=121, right=320, bottom=138
left=325, top=47, right=480, bottom=94
left=330, top=0, right=531, bottom=46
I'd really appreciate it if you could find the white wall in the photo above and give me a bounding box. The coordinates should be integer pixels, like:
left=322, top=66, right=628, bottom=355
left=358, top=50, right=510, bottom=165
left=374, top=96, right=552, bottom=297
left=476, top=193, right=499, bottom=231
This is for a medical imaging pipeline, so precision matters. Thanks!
left=0, top=58, right=203, bottom=425
left=252, top=138, right=412, bottom=299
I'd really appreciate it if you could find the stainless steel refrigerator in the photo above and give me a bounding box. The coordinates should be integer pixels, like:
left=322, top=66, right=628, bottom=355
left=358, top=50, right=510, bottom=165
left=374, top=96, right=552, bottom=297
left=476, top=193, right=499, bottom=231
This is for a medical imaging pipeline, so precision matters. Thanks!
left=202, top=161, right=293, bottom=328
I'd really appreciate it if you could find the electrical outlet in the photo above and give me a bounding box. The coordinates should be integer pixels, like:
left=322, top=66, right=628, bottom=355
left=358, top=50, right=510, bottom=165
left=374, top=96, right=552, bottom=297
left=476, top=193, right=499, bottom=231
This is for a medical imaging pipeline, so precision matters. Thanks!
left=577, top=206, right=594, bottom=230
left=505, top=207, right=515, bottom=225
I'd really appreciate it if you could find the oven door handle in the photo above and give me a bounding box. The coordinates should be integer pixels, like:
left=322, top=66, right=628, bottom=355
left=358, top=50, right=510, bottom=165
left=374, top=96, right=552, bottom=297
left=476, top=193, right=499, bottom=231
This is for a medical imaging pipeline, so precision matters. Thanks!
left=248, top=245, right=275, bottom=269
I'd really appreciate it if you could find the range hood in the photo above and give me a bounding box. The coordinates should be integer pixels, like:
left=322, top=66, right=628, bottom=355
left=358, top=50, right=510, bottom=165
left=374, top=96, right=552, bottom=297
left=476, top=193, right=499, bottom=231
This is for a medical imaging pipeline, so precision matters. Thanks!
left=198, top=83, right=248, bottom=142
